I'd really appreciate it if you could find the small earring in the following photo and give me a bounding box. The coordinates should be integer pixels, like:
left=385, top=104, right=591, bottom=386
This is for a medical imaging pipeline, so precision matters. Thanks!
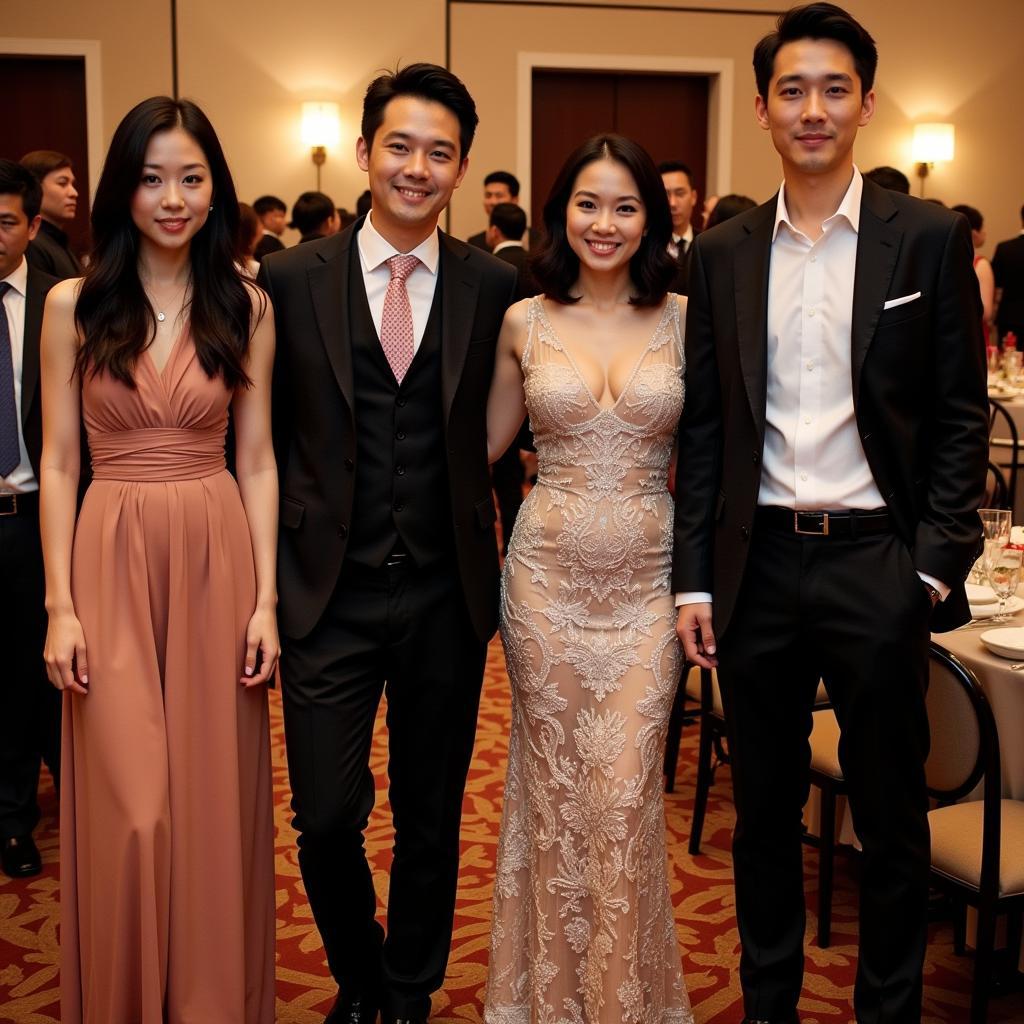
left=209, top=204, right=214, bottom=211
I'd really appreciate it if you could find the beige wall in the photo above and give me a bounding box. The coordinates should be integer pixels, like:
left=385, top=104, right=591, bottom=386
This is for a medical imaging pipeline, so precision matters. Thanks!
left=4, top=0, right=1023, bottom=249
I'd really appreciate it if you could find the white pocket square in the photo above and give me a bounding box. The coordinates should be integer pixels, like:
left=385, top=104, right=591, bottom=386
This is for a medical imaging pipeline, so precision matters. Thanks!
left=883, top=291, right=922, bottom=310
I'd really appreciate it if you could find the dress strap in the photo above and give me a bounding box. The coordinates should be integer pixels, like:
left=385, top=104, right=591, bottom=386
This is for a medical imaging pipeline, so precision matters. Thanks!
left=521, top=296, right=542, bottom=369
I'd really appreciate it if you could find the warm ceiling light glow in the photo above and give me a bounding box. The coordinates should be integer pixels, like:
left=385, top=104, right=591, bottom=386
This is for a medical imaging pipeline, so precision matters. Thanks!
left=301, top=102, right=341, bottom=149
left=911, top=123, right=955, bottom=164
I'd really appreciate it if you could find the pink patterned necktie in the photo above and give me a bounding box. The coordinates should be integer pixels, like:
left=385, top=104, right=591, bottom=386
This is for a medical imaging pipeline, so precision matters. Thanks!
left=380, top=254, right=420, bottom=384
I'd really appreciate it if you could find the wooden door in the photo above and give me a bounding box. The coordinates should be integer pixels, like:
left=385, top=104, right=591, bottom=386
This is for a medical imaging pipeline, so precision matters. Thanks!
left=0, top=55, right=91, bottom=259
left=531, top=69, right=709, bottom=232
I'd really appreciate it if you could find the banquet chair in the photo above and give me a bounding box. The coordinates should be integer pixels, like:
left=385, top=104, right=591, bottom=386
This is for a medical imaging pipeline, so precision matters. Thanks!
left=984, top=459, right=1011, bottom=512
left=663, top=663, right=701, bottom=794
left=805, top=705, right=847, bottom=948
left=988, top=398, right=1021, bottom=517
left=926, top=642, right=1024, bottom=1024
left=677, top=667, right=830, bottom=856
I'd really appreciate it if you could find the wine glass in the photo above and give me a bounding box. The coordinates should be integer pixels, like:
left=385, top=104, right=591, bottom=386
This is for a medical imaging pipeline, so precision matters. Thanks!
left=985, top=542, right=1022, bottom=622
left=972, top=509, right=1012, bottom=585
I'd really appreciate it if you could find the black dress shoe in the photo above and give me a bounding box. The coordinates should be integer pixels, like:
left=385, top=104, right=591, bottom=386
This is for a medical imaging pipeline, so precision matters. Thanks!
left=381, top=1018, right=426, bottom=1024
left=1, top=834, right=42, bottom=878
left=325, top=991, right=378, bottom=1024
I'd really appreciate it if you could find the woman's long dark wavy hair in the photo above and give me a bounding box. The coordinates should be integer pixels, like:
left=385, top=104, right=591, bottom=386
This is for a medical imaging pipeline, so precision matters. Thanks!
left=531, top=133, right=676, bottom=307
left=75, top=96, right=256, bottom=388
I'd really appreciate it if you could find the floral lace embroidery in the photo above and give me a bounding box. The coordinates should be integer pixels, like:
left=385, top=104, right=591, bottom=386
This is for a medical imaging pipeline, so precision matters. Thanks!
left=485, top=297, right=693, bottom=1024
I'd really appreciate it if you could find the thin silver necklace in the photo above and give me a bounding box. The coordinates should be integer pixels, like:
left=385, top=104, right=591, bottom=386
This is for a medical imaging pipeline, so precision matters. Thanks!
left=146, top=279, right=189, bottom=323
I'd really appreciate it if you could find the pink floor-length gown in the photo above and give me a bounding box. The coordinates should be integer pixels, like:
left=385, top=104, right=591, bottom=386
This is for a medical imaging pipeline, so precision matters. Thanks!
left=59, top=328, right=275, bottom=1023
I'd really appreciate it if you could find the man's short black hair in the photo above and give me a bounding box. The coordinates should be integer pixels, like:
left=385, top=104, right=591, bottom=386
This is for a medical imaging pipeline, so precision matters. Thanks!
left=489, top=202, right=526, bottom=241
left=864, top=166, right=910, bottom=195
left=361, top=63, right=478, bottom=160
left=0, top=158, right=42, bottom=220
left=657, top=160, right=694, bottom=187
left=290, top=191, right=336, bottom=234
left=753, top=2, right=878, bottom=100
left=253, top=195, right=286, bottom=216
left=952, top=203, right=983, bottom=234
left=484, top=171, right=520, bottom=196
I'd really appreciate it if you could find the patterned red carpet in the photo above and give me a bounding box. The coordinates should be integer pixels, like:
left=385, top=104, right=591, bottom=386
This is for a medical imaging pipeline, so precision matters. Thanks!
left=1, top=638, right=1021, bottom=1022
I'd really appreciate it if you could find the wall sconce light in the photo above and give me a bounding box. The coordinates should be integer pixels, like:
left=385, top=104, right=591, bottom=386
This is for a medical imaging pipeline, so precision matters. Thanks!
left=301, top=101, right=341, bottom=190
left=911, top=123, right=954, bottom=198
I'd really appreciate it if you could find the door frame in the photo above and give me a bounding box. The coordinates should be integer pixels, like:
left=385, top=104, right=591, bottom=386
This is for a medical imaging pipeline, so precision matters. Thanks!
left=517, top=52, right=733, bottom=219
left=1, top=37, right=104, bottom=200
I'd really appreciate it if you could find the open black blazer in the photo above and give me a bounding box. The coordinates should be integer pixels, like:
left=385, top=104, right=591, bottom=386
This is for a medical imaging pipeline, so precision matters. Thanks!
left=672, top=176, right=989, bottom=635
left=20, top=264, right=59, bottom=477
left=258, top=219, right=517, bottom=642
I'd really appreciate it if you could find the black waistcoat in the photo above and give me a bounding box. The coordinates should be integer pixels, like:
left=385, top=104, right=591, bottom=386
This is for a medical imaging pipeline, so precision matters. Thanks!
left=344, top=249, right=454, bottom=567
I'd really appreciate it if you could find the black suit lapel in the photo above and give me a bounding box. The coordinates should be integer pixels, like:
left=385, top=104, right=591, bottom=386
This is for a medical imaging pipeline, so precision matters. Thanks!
left=439, top=231, right=480, bottom=426
left=734, top=198, right=777, bottom=440
left=306, top=230, right=355, bottom=415
left=851, top=179, right=902, bottom=401
left=20, top=266, right=47, bottom=428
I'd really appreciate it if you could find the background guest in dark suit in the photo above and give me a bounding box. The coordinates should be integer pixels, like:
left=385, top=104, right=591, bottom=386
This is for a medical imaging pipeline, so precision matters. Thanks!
left=486, top=201, right=536, bottom=553
left=289, top=190, right=339, bottom=244
left=19, top=151, right=82, bottom=280
left=467, top=169, right=541, bottom=251
left=252, top=194, right=287, bottom=262
left=258, top=63, right=516, bottom=1024
left=864, top=164, right=911, bottom=194
left=0, top=160, right=60, bottom=880
left=659, top=159, right=698, bottom=294
left=673, top=5, right=988, bottom=1023
left=993, top=203, right=1024, bottom=344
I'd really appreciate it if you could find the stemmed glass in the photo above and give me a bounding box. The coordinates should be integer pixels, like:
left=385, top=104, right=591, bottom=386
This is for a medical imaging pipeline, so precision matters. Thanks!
left=984, top=542, right=1022, bottom=622
left=972, top=509, right=1013, bottom=585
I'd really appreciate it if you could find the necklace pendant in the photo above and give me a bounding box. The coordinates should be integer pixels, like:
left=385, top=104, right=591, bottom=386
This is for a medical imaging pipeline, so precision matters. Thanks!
left=157, top=311, right=166, bottom=322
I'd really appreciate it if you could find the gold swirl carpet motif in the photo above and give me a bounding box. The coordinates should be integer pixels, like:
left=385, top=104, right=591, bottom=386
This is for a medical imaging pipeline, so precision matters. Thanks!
left=1, top=638, right=1021, bottom=1022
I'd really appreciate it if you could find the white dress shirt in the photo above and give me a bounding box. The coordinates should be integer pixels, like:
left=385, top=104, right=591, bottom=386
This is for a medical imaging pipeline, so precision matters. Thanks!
left=676, top=168, right=946, bottom=606
left=669, top=225, right=694, bottom=260
left=493, top=240, right=524, bottom=255
left=759, top=168, right=884, bottom=511
left=357, top=212, right=440, bottom=353
left=0, top=257, right=38, bottom=494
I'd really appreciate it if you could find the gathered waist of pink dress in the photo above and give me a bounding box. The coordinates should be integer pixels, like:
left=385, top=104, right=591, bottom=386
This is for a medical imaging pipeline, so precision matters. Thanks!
left=88, top=427, right=226, bottom=481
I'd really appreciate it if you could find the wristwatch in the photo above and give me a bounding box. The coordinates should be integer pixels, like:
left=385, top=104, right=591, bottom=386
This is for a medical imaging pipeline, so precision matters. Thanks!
left=923, top=582, right=941, bottom=606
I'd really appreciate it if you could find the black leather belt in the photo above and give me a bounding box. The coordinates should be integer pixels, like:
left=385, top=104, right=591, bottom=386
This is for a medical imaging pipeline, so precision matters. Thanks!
left=0, top=491, right=38, bottom=517
left=755, top=506, right=892, bottom=538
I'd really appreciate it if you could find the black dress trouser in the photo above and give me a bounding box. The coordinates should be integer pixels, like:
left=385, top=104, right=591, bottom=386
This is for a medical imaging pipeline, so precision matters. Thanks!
left=280, top=556, right=487, bottom=1019
left=716, top=524, right=932, bottom=1024
left=0, top=498, right=60, bottom=840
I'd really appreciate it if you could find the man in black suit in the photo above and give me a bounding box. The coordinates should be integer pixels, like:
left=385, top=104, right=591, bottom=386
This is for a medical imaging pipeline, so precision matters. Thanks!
left=673, top=6, right=988, bottom=1023
left=659, top=159, right=698, bottom=295
left=467, top=169, right=541, bottom=252
left=259, top=64, right=516, bottom=1024
left=486, top=202, right=536, bottom=552
left=993, top=203, right=1024, bottom=345
left=252, top=194, right=287, bottom=262
left=19, top=150, right=82, bottom=280
left=0, top=160, right=60, bottom=880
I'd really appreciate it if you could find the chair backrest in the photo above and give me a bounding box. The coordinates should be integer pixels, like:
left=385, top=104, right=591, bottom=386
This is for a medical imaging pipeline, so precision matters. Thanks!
left=925, top=644, right=998, bottom=801
left=926, top=643, right=1005, bottom=896
left=989, top=398, right=1020, bottom=514
left=985, top=460, right=1011, bottom=510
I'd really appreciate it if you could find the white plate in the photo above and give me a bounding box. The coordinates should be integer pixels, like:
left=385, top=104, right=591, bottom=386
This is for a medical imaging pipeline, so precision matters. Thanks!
left=980, top=626, right=1024, bottom=659
left=970, top=595, right=1024, bottom=619
left=966, top=583, right=997, bottom=606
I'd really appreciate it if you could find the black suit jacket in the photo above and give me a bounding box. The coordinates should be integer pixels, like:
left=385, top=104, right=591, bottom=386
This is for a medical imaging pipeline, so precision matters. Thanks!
left=21, top=265, right=59, bottom=477
left=258, top=219, right=517, bottom=641
left=993, top=233, right=1024, bottom=331
left=25, top=221, right=82, bottom=281
left=672, top=177, right=988, bottom=635
left=468, top=226, right=543, bottom=253
left=493, top=244, right=539, bottom=302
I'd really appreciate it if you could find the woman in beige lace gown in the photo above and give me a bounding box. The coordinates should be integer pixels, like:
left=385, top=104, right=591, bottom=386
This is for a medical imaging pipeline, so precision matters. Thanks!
left=485, top=135, right=693, bottom=1024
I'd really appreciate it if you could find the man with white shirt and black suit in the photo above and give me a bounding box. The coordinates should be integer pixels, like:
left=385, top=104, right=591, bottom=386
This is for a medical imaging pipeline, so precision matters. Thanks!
left=0, top=160, right=60, bottom=879
left=259, top=64, right=515, bottom=1024
left=673, top=5, right=988, bottom=1023
left=659, top=159, right=698, bottom=295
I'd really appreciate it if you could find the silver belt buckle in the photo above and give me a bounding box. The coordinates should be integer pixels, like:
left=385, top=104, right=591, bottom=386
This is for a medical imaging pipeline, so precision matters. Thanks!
left=0, top=493, right=17, bottom=516
left=794, top=510, right=828, bottom=536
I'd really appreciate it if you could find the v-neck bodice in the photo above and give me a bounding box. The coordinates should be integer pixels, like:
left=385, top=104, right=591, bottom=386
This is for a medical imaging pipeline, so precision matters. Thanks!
left=520, top=295, right=685, bottom=500
left=81, top=329, right=232, bottom=481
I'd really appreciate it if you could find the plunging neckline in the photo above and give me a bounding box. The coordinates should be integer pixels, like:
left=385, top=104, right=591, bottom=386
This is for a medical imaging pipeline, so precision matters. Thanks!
left=532, top=297, right=672, bottom=415
left=144, top=323, right=188, bottom=381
